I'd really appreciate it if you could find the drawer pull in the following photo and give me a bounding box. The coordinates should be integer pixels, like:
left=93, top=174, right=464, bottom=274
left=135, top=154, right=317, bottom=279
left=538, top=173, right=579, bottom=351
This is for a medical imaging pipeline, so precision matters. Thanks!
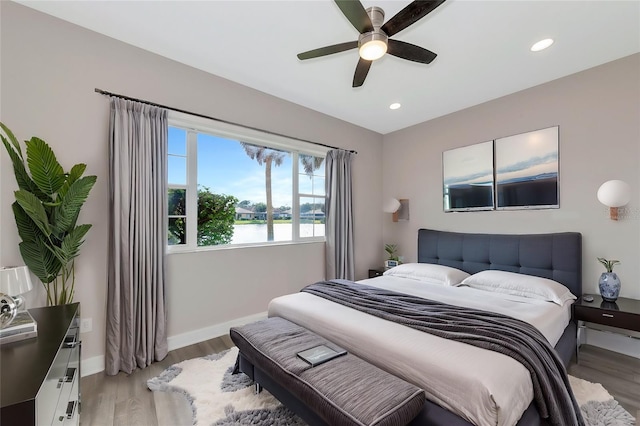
left=66, top=400, right=77, bottom=419
left=64, top=333, right=79, bottom=348
left=57, top=368, right=77, bottom=388
left=58, top=401, right=78, bottom=421
left=65, top=367, right=76, bottom=383
left=602, top=313, right=614, bottom=318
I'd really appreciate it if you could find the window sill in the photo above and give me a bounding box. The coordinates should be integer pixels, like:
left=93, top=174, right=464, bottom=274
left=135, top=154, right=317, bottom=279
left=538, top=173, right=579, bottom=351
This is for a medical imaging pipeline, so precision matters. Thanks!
left=167, top=239, right=325, bottom=255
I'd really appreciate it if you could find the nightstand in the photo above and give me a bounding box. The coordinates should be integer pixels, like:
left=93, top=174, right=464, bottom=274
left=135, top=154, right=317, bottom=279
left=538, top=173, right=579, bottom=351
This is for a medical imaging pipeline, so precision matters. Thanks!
left=368, top=269, right=385, bottom=278
left=573, top=294, right=640, bottom=362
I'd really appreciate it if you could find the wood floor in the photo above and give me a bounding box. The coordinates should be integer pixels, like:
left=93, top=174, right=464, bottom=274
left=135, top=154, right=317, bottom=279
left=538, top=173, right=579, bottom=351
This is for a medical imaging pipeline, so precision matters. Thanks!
left=80, top=340, right=639, bottom=426
left=80, top=335, right=234, bottom=426
left=567, top=344, right=640, bottom=420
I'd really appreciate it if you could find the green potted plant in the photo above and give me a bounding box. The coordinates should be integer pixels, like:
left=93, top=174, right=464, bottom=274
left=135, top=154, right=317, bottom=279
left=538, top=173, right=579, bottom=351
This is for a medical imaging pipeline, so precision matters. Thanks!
left=384, top=244, right=399, bottom=261
left=597, top=257, right=621, bottom=302
left=1, top=123, right=96, bottom=305
left=384, top=243, right=400, bottom=268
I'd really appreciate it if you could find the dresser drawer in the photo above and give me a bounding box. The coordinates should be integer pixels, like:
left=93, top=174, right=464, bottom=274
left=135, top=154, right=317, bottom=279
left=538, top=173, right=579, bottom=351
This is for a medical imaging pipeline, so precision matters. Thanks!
left=35, top=310, right=80, bottom=426
left=574, top=306, right=640, bottom=332
left=1, top=304, right=80, bottom=426
left=37, top=346, right=74, bottom=425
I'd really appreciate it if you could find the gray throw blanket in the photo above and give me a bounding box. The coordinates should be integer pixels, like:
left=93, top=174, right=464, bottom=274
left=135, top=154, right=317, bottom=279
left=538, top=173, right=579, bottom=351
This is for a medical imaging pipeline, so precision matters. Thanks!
left=302, top=280, right=585, bottom=426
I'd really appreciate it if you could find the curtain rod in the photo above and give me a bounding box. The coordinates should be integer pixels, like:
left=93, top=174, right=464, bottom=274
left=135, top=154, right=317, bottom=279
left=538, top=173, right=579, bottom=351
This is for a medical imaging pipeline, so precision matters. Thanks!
left=95, top=88, right=357, bottom=155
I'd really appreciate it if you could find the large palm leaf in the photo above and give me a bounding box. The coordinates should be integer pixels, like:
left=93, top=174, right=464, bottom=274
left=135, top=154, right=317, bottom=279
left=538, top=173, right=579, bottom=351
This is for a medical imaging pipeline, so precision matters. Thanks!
left=26, top=137, right=66, bottom=196
left=18, top=238, right=61, bottom=284
left=1, top=135, right=48, bottom=200
left=52, top=175, right=97, bottom=237
left=12, top=201, right=43, bottom=244
left=58, top=163, right=87, bottom=199
left=57, top=224, right=92, bottom=264
left=14, top=189, right=53, bottom=237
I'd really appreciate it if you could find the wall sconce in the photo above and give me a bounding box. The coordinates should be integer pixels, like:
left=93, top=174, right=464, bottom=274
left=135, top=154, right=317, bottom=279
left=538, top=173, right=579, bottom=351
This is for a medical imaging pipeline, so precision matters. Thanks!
left=597, top=180, right=631, bottom=220
left=383, top=198, right=410, bottom=222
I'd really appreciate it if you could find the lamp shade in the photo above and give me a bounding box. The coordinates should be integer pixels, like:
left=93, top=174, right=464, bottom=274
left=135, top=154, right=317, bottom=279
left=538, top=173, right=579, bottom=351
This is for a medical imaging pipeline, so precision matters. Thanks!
left=0, top=266, right=34, bottom=296
left=597, top=180, right=631, bottom=208
left=383, top=198, right=401, bottom=213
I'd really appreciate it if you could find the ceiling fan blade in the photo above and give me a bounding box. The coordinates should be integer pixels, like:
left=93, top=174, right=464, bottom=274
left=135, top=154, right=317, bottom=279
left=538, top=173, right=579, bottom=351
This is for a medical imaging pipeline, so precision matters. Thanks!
left=387, top=39, right=437, bottom=64
left=381, top=0, right=446, bottom=37
left=352, top=58, right=372, bottom=87
left=297, top=41, right=358, bottom=60
left=335, top=0, right=373, bottom=34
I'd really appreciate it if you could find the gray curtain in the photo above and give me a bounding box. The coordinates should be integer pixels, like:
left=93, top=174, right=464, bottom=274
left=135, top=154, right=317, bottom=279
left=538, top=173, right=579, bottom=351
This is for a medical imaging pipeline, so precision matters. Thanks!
left=106, top=98, right=168, bottom=375
left=325, top=149, right=355, bottom=280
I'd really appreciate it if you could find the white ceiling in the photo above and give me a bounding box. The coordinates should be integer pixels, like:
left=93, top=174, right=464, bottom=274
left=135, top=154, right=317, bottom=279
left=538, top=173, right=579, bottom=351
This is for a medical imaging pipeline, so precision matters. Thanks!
left=16, top=0, right=640, bottom=134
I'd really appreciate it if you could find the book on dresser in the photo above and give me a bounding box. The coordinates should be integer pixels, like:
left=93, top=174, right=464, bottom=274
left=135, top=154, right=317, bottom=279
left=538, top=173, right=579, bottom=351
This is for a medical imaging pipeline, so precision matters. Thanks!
left=0, top=310, right=38, bottom=344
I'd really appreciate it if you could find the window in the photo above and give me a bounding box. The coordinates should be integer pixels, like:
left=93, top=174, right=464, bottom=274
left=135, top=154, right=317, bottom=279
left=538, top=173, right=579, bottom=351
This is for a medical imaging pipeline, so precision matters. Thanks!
left=167, top=112, right=327, bottom=250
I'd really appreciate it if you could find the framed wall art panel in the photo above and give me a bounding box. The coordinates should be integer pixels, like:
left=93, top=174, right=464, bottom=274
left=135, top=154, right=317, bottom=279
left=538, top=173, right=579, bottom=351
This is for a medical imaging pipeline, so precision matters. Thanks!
left=494, top=126, right=559, bottom=210
left=443, top=140, right=494, bottom=212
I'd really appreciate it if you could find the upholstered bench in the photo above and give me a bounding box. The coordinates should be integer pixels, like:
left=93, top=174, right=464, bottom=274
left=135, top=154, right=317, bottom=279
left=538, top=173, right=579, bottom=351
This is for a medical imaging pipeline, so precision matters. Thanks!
left=230, top=317, right=425, bottom=426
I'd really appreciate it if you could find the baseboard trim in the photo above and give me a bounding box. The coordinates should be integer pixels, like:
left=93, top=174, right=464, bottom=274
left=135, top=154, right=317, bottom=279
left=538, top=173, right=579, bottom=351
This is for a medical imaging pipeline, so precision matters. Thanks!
left=82, top=355, right=105, bottom=377
left=80, top=311, right=268, bottom=377
left=167, top=311, right=268, bottom=351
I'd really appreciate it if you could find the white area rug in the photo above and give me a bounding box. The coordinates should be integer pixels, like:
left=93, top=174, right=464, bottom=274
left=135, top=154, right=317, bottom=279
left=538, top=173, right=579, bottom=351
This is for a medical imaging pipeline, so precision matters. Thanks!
left=568, top=375, right=636, bottom=426
left=148, top=347, right=635, bottom=425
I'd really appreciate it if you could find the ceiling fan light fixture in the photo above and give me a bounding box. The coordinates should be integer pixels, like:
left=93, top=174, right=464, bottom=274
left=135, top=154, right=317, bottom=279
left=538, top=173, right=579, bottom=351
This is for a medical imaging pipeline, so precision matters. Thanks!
left=530, top=38, right=554, bottom=52
left=297, top=0, right=444, bottom=87
left=358, top=31, right=388, bottom=61
left=359, top=40, right=387, bottom=60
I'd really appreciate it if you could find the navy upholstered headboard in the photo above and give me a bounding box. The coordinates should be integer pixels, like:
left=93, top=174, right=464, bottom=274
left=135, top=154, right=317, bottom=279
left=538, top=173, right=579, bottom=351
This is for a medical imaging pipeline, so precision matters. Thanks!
left=418, top=229, right=582, bottom=297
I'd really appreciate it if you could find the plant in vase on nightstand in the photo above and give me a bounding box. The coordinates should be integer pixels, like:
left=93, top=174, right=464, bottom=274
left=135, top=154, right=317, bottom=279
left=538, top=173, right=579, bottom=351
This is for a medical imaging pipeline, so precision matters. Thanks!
left=597, top=257, right=621, bottom=302
left=1, top=123, right=96, bottom=306
left=384, top=244, right=400, bottom=268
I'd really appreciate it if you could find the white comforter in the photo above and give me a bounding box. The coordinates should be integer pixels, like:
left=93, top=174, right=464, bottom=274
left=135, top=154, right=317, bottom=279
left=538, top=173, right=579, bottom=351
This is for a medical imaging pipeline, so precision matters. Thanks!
left=267, top=276, right=572, bottom=426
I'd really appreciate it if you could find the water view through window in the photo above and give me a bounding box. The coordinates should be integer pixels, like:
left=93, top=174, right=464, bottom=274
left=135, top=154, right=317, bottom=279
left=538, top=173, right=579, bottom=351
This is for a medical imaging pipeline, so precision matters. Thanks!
left=167, top=125, right=326, bottom=247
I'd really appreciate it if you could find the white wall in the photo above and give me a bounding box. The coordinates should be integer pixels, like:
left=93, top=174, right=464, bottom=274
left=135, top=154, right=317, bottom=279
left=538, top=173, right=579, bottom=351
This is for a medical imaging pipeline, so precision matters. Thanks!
left=382, top=53, right=640, bottom=356
left=0, top=2, right=383, bottom=372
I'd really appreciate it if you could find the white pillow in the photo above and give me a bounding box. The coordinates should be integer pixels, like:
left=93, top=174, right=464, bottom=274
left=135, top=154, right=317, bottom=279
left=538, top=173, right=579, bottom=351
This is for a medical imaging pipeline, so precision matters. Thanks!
left=460, top=270, right=576, bottom=306
left=382, top=263, right=470, bottom=286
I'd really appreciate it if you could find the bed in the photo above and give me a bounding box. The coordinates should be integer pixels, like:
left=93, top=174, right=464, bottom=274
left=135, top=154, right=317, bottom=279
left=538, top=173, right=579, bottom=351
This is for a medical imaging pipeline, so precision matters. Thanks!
left=267, top=229, right=583, bottom=426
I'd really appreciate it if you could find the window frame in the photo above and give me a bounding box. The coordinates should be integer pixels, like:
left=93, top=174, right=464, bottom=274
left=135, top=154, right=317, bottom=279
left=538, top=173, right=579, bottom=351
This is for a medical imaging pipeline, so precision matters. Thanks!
left=167, top=136, right=188, bottom=245
left=167, top=111, right=328, bottom=253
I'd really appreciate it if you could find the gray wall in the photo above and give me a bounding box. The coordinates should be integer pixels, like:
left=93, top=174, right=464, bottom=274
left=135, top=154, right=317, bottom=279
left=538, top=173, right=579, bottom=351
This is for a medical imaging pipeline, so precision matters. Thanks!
left=382, top=53, right=639, bottom=301
left=0, top=2, right=383, bottom=367
left=382, top=54, right=640, bottom=356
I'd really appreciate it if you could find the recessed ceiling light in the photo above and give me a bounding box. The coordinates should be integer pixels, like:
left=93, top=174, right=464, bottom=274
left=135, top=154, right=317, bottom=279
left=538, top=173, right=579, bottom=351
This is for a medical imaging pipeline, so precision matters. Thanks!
left=389, top=103, right=401, bottom=110
left=531, top=38, right=554, bottom=52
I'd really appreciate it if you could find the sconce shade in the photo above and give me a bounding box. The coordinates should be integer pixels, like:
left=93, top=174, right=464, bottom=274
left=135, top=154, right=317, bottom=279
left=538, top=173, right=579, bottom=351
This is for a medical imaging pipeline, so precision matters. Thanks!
left=0, top=266, right=34, bottom=296
left=597, top=180, right=631, bottom=220
left=597, top=180, right=631, bottom=207
left=383, top=198, right=401, bottom=213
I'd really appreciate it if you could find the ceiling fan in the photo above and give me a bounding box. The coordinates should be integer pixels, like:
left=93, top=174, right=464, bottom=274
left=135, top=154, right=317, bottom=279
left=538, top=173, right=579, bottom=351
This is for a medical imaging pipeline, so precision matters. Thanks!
left=297, top=0, right=446, bottom=88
